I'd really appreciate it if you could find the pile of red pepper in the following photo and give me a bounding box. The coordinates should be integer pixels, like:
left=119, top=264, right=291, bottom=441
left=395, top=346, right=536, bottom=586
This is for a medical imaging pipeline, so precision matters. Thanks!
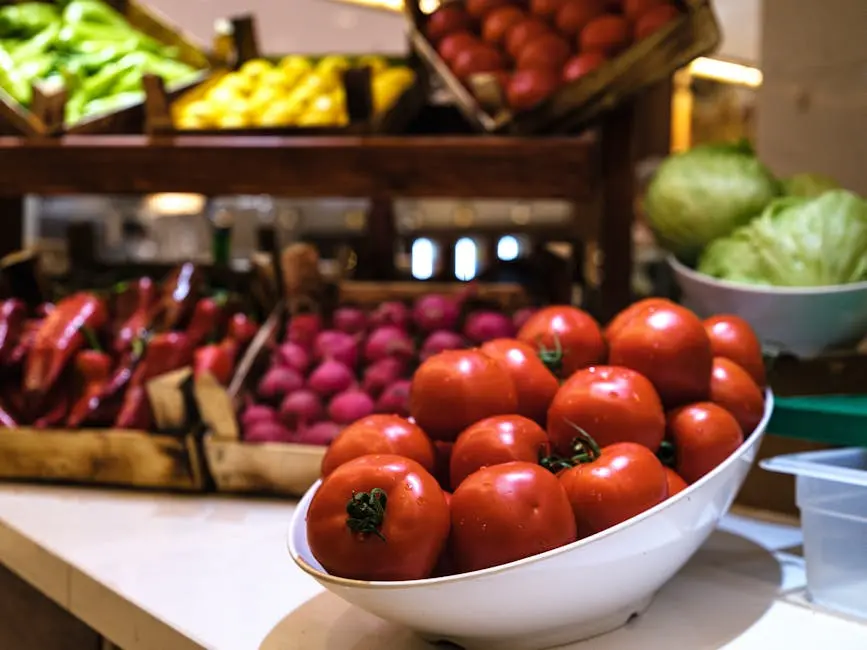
left=0, top=263, right=258, bottom=432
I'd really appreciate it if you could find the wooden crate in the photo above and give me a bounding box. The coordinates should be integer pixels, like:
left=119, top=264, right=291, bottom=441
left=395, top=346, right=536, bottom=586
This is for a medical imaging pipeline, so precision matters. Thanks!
left=407, top=0, right=720, bottom=134
left=0, top=0, right=209, bottom=136
left=198, top=279, right=533, bottom=497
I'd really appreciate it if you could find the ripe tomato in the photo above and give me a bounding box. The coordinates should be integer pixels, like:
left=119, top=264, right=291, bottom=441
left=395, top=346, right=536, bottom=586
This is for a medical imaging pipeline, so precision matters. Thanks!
left=426, top=5, right=473, bottom=43
left=703, top=314, right=766, bottom=386
left=634, top=3, right=680, bottom=40
left=579, top=15, right=633, bottom=56
left=666, top=402, right=744, bottom=484
left=320, top=415, right=435, bottom=478
left=466, top=0, right=514, bottom=18
left=410, top=349, right=518, bottom=442
left=603, top=297, right=674, bottom=341
left=306, top=454, right=450, bottom=581
left=480, top=338, right=559, bottom=424
left=450, top=414, right=550, bottom=490
left=559, top=441, right=668, bottom=538
left=709, top=357, right=765, bottom=436
left=482, top=6, right=526, bottom=44
left=664, top=467, right=688, bottom=497
left=623, top=0, right=669, bottom=21
left=608, top=302, right=713, bottom=407
left=517, top=305, right=605, bottom=378
left=432, top=440, right=454, bottom=490
left=506, top=18, right=551, bottom=59
left=547, top=365, right=665, bottom=455
left=450, top=461, right=577, bottom=572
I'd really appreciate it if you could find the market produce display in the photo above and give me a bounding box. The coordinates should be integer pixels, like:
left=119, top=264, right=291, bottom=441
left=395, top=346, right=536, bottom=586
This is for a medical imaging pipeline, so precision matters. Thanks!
left=645, top=140, right=867, bottom=287
left=0, top=264, right=257, bottom=432
left=237, top=287, right=532, bottom=446
left=173, top=55, right=415, bottom=130
left=423, top=0, right=683, bottom=111
left=303, top=299, right=768, bottom=581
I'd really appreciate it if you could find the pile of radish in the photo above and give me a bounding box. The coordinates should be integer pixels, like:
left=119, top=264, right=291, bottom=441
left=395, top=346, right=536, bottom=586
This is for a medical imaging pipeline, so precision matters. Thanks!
left=238, top=291, right=536, bottom=445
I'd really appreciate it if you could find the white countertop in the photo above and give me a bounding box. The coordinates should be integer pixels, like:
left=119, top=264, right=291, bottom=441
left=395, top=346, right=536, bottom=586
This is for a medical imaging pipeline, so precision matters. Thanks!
left=0, top=485, right=865, bottom=650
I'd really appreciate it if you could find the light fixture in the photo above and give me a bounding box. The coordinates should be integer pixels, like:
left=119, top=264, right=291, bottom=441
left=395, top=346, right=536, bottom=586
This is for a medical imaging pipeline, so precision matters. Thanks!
left=145, top=193, right=206, bottom=216
left=455, top=237, right=478, bottom=281
left=411, top=237, right=435, bottom=280
left=688, top=57, right=762, bottom=88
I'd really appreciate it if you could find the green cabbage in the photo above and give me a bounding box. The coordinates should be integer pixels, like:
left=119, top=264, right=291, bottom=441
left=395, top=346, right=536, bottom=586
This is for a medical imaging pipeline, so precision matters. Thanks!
left=782, top=173, right=841, bottom=198
left=697, top=190, right=867, bottom=287
left=645, top=140, right=781, bottom=262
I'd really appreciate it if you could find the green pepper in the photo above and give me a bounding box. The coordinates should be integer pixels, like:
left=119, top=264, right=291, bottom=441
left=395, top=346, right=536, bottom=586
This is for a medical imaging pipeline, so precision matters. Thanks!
left=62, top=48, right=126, bottom=77
left=0, top=3, right=60, bottom=39
left=107, top=66, right=143, bottom=96
left=15, top=53, right=54, bottom=84
left=57, top=21, right=163, bottom=55
left=74, top=57, right=130, bottom=105
left=9, top=21, right=60, bottom=64
left=81, top=90, right=144, bottom=119
left=0, top=45, right=30, bottom=105
left=62, top=0, right=128, bottom=29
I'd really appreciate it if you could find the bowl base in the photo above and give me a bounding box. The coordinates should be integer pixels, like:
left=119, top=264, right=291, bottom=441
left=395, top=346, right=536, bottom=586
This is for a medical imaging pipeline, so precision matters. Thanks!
left=418, top=594, right=655, bottom=650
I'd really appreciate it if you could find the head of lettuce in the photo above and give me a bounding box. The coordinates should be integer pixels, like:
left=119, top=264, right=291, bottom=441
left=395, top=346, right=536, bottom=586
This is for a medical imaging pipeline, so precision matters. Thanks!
left=645, top=141, right=781, bottom=263
left=697, top=190, right=867, bottom=287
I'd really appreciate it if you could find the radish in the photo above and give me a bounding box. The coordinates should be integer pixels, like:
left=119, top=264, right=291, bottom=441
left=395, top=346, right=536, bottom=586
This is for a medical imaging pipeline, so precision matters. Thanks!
left=463, top=310, right=515, bottom=344
left=375, top=379, right=412, bottom=417
left=285, top=313, right=322, bottom=349
left=257, top=367, right=304, bottom=400
left=244, top=421, right=295, bottom=444
left=279, top=389, right=324, bottom=428
left=328, top=388, right=375, bottom=425
left=362, top=357, right=406, bottom=397
left=333, top=307, right=368, bottom=335
left=307, top=359, right=355, bottom=397
left=314, top=330, right=359, bottom=368
left=272, top=342, right=310, bottom=373
left=512, top=307, right=537, bottom=331
left=240, top=404, right=278, bottom=428
left=295, top=421, right=341, bottom=446
left=369, top=301, right=410, bottom=329
left=413, top=294, right=461, bottom=332
left=420, top=330, right=465, bottom=361
left=364, top=325, right=414, bottom=363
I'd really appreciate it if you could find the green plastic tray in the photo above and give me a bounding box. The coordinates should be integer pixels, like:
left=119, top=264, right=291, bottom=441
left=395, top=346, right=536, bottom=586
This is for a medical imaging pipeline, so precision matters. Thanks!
left=769, top=395, right=867, bottom=447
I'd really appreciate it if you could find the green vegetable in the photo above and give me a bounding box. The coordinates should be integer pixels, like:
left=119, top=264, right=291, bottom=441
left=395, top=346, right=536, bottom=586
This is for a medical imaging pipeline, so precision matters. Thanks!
left=8, top=21, right=60, bottom=64
left=645, top=140, right=782, bottom=263
left=81, top=90, right=145, bottom=118
left=697, top=191, right=867, bottom=287
left=782, top=173, right=842, bottom=198
left=62, top=0, right=128, bottom=28
left=0, top=44, right=30, bottom=105
left=0, top=3, right=59, bottom=39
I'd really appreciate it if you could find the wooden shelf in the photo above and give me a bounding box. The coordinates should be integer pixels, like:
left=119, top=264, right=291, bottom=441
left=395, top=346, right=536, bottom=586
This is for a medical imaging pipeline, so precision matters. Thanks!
left=0, top=134, right=597, bottom=199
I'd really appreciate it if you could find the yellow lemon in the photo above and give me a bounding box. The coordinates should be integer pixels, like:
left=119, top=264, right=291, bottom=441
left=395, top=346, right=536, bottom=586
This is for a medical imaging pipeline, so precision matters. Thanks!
left=375, top=66, right=415, bottom=89
left=356, top=55, right=388, bottom=74
left=279, top=55, right=312, bottom=74
left=207, top=84, right=246, bottom=109
left=257, top=99, right=304, bottom=127
left=315, top=55, right=350, bottom=78
left=174, top=100, right=216, bottom=128
left=218, top=71, right=255, bottom=96
left=216, top=111, right=251, bottom=129
left=248, top=85, right=284, bottom=112
left=239, top=58, right=273, bottom=80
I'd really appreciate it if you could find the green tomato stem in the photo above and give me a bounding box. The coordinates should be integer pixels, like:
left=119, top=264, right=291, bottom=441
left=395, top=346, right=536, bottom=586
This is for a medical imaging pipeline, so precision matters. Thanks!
left=346, top=488, right=388, bottom=541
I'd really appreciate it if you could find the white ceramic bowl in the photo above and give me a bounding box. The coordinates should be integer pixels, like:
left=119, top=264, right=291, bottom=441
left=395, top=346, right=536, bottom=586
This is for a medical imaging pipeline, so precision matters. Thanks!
left=668, top=254, right=867, bottom=358
left=287, top=391, right=774, bottom=650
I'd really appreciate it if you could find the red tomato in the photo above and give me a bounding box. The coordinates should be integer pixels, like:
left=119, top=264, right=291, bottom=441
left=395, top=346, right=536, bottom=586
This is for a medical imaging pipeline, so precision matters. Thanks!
left=507, top=68, right=561, bottom=109
left=306, top=454, right=450, bottom=581
left=450, top=414, right=550, bottom=490
left=608, top=302, right=713, bottom=407
left=480, top=338, right=559, bottom=424
left=664, top=467, right=688, bottom=497
left=703, top=314, right=766, bottom=386
left=562, top=51, right=607, bottom=81
left=433, top=440, right=454, bottom=490
left=438, top=31, right=479, bottom=64
left=410, top=349, right=518, bottom=442
left=634, top=3, right=679, bottom=39
left=623, top=0, right=669, bottom=21
left=517, top=305, right=605, bottom=378
left=517, top=33, right=573, bottom=70
left=555, top=0, right=606, bottom=37
left=709, top=357, right=765, bottom=436
left=426, top=5, right=473, bottom=43
left=667, top=402, right=744, bottom=484
left=579, top=15, right=633, bottom=56
left=320, top=415, right=435, bottom=478
left=559, top=441, right=668, bottom=538
left=506, top=18, right=552, bottom=58
left=530, top=0, right=566, bottom=20
left=466, top=0, right=514, bottom=18
left=604, top=297, right=674, bottom=341
left=482, top=6, right=526, bottom=44
left=452, top=44, right=507, bottom=79
left=450, top=461, right=577, bottom=572
left=547, top=365, right=665, bottom=455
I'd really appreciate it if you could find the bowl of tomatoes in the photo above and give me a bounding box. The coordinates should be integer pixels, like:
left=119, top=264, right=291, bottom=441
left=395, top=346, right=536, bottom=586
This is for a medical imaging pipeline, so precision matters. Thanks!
left=288, top=301, right=773, bottom=650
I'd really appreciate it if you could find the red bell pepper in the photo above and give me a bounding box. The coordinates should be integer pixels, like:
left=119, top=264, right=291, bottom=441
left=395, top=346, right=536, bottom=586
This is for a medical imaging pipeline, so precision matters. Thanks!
left=194, top=338, right=238, bottom=386
left=0, top=299, right=26, bottom=365
left=114, top=277, right=157, bottom=355
left=186, top=296, right=228, bottom=348
left=66, top=350, right=113, bottom=428
left=8, top=318, right=41, bottom=368
left=227, top=313, right=258, bottom=348
left=24, top=293, right=108, bottom=397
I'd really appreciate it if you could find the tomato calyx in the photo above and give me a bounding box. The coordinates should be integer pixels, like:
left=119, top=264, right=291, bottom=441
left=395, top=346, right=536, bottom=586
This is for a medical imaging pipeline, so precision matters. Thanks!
left=536, top=333, right=564, bottom=379
left=346, top=488, right=388, bottom=541
left=539, top=421, right=602, bottom=472
left=656, top=440, right=676, bottom=468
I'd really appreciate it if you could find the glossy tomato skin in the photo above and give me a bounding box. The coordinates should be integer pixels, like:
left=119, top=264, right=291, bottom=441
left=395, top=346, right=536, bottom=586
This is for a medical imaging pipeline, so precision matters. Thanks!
left=321, top=415, right=435, bottom=478
left=547, top=365, right=665, bottom=455
left=608, top=302, right=713, bottom=407
left=450, top=414, right=550, bottom=490
left=480, top=338, right=559, bottom=424
left=559, top=442, right=668, bottom=538
left=664, top=467, right=688, bottom=497
left=410, top=349, right=518, bottom=442
left=450, top=461, right=577, bottom=572
left=709, top=357, right=765, bottom=436
left=703, top=315, right=766, bottom=386
left=306, top=454, right=450, bottom=581
left=604, top=297, right=674, bottom=341
left=517, top=305, right=605, bottom=378
left=667, top=402, right=744, bottom=484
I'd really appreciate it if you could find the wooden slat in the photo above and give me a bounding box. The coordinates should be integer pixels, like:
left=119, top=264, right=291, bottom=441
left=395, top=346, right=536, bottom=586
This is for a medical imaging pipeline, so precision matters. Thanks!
left=0, top=135, right=597, bottom=199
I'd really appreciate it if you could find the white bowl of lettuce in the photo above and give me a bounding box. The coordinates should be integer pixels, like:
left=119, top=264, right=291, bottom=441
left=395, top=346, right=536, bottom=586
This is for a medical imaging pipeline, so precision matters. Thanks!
left=668, top=190, right=867, bottom=358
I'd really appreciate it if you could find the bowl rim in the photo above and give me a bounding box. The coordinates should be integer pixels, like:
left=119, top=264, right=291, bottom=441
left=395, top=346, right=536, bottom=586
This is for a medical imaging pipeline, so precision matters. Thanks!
left=287, top=389, right=774, bottom=590
left=667, top=254, right=867, bottom=295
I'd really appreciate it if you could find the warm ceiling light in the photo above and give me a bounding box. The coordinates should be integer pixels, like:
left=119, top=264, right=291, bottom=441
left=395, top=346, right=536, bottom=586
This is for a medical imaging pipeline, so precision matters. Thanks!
left=145, top=193, right=206, bottom=216
left=688, top=57, right=763, bottom=88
